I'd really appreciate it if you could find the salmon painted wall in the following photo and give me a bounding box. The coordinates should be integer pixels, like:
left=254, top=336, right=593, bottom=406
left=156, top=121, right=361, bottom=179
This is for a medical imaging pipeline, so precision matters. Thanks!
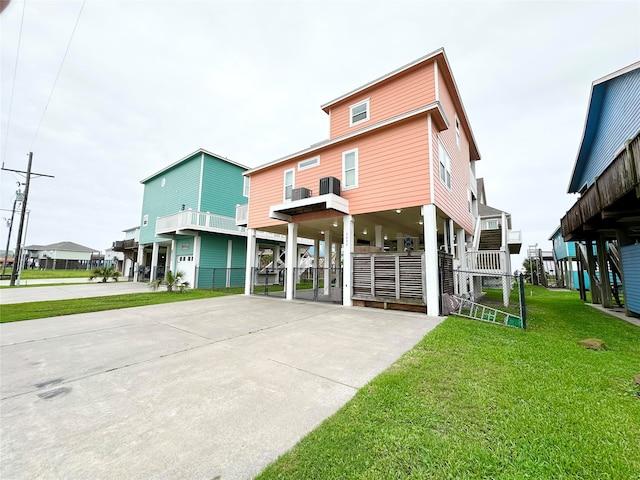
left=247, top=116, right=432, bottom=229
left=432, top=60, right=475, bottom=234
left=327, top=61, right=436, bottom=139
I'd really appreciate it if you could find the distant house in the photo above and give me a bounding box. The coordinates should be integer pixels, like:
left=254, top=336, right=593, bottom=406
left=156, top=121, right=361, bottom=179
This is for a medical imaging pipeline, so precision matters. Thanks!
left=25, top=241, right=98, bottom=270
left=112, top=226, right=140, bottom=278
left=239, top=48, right=517, bottom=315
left=560, top=61, right=640, bottom=316
left=126, top=149, right=288, bottom=288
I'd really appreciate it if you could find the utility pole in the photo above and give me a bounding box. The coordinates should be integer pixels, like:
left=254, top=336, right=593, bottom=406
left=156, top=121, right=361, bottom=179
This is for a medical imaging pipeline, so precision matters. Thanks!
left=2, top=152, right=54, bottom=286
left=2, top=194, right=20, bottom=277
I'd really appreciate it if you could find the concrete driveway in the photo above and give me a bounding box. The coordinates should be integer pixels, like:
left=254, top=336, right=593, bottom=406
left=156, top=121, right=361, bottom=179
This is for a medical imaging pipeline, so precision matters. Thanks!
left=0, top=280, right=150, bottom=304
left=0, top=295, right=443, bottom=479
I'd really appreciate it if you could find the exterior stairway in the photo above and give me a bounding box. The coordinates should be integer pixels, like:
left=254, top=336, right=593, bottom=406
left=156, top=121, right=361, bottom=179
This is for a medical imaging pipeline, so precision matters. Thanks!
left=479, top=229, right=502, bottom=250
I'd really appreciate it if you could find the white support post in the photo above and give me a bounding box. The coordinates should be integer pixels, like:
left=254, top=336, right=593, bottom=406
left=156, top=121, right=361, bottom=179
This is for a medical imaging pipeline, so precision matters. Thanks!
left=324, top=230, right=332, bottom=296
left=313, top=239, right=320, bottom=290
left=286, top=223, right=298, bottom=300
left=193, top=234, right=201, bottom=289
left=226, top=239, right=233, bottom=287
left=448, top=219, right=455, bottom=255
left=422, top=204, right=440, bottom=316
left=375, top=225, right=383, bottom=249
left=244, top=229, right=256, bottom=295
left=151, top=242, right=159, bottom=281
left=342, top=215, right=354, bottom=307
left=168, top=239, right=176, bottom=273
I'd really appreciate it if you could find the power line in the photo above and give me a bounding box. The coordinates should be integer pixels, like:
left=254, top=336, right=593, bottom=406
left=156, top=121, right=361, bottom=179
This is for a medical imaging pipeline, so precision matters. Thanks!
left=29, top=0, right=86, bottom=151
left=1, top=0, right=26, bottom=163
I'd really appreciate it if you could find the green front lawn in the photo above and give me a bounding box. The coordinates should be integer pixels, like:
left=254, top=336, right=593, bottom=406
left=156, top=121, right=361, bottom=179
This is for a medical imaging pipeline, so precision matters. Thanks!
left=257, top=287, right=640, bottom=479
left=0, top=289, right=242, bottom=323
left=16, top=269, right=92, bottom=279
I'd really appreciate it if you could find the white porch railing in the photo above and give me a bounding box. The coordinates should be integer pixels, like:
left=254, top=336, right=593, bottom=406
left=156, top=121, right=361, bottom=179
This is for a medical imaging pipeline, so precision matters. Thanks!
left=236, top=204, right=248, bottom=226
left=465, top=249, right=507, bottom=273
left=156, top=211, right=246, bottom=236
left=508, top=230, right=522, bottom=245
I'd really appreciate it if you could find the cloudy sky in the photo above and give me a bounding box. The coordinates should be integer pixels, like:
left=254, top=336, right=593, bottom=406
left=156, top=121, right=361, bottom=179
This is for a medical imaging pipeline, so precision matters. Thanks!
left=1, top=0, right=639, bottom=268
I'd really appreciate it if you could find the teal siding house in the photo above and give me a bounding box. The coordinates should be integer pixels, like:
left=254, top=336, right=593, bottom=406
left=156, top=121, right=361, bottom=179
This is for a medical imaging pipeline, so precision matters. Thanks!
left=136, top=149, right=254, bottom=288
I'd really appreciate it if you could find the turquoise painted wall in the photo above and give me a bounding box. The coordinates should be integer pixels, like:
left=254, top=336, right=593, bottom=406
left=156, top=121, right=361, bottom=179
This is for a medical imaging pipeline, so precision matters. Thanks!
left=197, top=233, right=247, bottom=288
left=139, top=155, right=201, bottom=245
left=200, top=154, right=247, bottom=217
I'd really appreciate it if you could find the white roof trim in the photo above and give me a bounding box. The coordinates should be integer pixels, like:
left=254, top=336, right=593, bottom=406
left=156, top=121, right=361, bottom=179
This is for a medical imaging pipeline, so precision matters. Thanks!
left=245, top=102, right=448, bottom=175
left=140, top=148, right=248, bottom=184
left=320, top=48, right=444, bottom=111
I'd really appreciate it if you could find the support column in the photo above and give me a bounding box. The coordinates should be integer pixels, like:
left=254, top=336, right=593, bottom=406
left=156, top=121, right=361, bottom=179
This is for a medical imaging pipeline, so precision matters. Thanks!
left=226, top=239, right=233, bottom=288
left=245, top=228, right=256, bottom=295
left=375, top=225, right=383, bottom=249
left=151, top=242, right=159, bottom=281
left=596, top=234, right=612, bottom=308
left=422, top=204, right=440, bottom=316
left=584, top=239, right=600, bottom=304
left=165, top=243, right=172, bottom=273
left=286, top=223, right=298, bottom=300
left=313, top=239, right=320, bottom=290
left=448, top=219, right=455, bottom=255
left=455, top=228, right=466, bottom=295
left=168, top=240, right=176, bottom=273
left=324, top=230, right=332, bottom=296
left=342, top=215, right=354, bottom=307
left=193, top=234, right=201, bottom=289
left=134, top=244, right=144, bottom=282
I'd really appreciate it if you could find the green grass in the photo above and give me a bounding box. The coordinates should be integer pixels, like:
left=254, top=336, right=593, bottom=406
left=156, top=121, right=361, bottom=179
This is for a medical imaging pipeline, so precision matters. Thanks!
left=0, top=289, right=242, bottom=323
left=257, top=287, right=640, bottom=479
left=12, top=269, right=92, bottom=279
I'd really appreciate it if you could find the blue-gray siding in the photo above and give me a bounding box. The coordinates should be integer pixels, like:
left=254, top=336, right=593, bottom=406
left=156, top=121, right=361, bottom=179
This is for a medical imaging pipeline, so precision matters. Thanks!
left=571, top=68, right=640, bottom=192
left=621, top=243, right=640, bottom=315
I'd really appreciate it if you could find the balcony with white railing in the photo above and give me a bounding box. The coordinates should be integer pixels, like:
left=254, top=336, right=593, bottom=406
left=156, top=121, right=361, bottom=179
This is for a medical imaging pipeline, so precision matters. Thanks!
left=236, top=204, right=248, bottom=226
left=507, top=230, right=522, bottom=254
left=465, top=249, right=507, bottom=274
left=156, top=210, right=246, bottom=237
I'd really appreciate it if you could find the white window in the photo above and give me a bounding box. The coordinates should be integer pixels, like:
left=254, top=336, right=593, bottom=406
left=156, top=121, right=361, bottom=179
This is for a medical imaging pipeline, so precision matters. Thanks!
left=243, top=176, right=250, bottom=197
left=455, top=115, right=461, bottom=150
left=142, top=214, right=148, bottom=227
left=438, top=140, right=451, bottom=189
left=283, top=168, right=295, bottom=201
left=349, top=99, right=370, bottom=127
left=298, top=156, right=320, bottom=171
left=487, top=220, right=499, bottom=230
left=342, top=148, right=358, bottom=189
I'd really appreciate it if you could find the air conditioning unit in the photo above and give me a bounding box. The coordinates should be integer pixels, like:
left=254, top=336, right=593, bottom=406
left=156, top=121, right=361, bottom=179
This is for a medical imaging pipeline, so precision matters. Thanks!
left=292, top=187, right=312, bottom=201
left=319, top=176, right=341, bottom=196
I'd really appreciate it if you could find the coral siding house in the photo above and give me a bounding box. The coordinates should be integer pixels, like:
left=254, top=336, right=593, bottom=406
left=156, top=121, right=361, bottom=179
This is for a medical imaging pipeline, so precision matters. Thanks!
left=240, top=48, right=482, bottom=316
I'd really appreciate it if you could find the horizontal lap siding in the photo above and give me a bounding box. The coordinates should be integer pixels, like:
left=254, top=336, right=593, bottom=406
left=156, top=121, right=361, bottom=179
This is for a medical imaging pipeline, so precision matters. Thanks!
left=434, top=66, right=474, bottom=234
left=248, top=117, right=431, bottom=229
left=329, top=62, right=436, bottom=139
left=140, top=157, right=201, bottom=245
left=200, top=155, right=246, bottom=217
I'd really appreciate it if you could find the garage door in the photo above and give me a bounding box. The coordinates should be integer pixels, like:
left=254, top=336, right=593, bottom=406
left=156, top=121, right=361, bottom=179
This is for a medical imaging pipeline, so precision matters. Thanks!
left=176, top=255, right=195, bottom=288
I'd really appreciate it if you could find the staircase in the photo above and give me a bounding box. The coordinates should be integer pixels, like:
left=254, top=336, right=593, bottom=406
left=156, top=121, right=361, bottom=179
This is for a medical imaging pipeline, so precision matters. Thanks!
left=479, top=230, right=502, bottom=250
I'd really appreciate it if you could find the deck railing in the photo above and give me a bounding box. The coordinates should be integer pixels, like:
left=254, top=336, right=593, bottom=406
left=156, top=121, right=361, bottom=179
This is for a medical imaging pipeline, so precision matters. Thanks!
left=156, top=211, right=246, bottom=236
left=236, top=204, right=248, bottom=226
left=465, top=249, right=507, bottom=273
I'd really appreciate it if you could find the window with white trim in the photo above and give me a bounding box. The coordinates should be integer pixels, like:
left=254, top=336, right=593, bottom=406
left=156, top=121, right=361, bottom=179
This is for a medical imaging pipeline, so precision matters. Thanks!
left=298, top=156, right=320, bottom=171
left=142, top=214, right=149, bottom=227
left=455, top=115, right=461, bottom=150
left=283, top=168, right=295, bottom=201
left=438, top=140, right=451, bottom=189
left=342, top=148, right=358, bottom=189
left=349, top=99, right=370, bottom=127
left=486, top=220, right=499, bottom=230
left=243, top=176, right=250, bottom=197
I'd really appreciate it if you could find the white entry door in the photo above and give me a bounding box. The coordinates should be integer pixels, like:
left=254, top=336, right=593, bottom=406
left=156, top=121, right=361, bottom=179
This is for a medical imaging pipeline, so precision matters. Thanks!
left=176, top=255, right=195, bottom=287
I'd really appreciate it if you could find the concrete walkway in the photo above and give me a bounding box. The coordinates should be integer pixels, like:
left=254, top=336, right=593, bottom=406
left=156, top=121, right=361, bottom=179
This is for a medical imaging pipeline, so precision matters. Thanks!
left=0, top=295, right=443, bottom=479
left=0, top=280, right=149, bottom=305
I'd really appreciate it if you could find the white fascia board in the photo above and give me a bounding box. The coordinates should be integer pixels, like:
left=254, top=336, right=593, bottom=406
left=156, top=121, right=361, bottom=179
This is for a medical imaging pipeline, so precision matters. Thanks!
left=246, top=103, right=448, bottom=175
left=269, top=193, right=350, bottom=220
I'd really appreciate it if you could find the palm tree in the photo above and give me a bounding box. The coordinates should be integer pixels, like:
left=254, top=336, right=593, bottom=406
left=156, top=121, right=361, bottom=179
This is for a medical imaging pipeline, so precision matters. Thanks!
left=149, top=270, right=190, bottom=292
left=89, top=265, right=121, bottom=283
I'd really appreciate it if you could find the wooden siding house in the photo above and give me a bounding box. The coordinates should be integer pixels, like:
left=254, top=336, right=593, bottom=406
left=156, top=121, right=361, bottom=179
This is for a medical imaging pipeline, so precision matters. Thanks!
left=240, top=48, right=487, bottom=315
left=560, top=61, right=640, bottom=316
left=132, top=149, right=286, bottom=288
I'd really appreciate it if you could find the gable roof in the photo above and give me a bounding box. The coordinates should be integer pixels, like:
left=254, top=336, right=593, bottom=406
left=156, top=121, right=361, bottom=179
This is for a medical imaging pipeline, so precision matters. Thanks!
left=478, top=203, right=507, bottom=217
left=320, top=48, right=480, bottom=162
left=25, top=241, right=97, bottom=252
left=567, top=61, right=640, bottom=193
left=140, top=148, right=248, bottom=184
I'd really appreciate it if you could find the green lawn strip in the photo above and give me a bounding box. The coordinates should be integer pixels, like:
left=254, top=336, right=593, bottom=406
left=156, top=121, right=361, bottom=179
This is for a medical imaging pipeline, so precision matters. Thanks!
left=16, top=269, right=92, bottom=280
left=0, top=282, right=92, bottom=289
left=0, top=289, right=242, bottom=323
left=257, top=287, right=640, bottom=479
